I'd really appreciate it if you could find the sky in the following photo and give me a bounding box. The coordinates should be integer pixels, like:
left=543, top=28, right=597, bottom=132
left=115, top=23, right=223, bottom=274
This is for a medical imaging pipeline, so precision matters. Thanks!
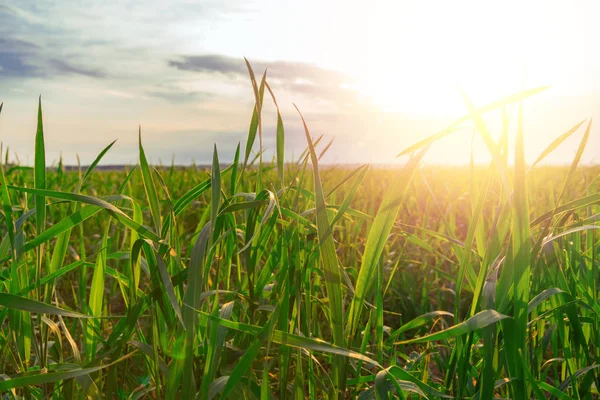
left=0, top=0, right=599, bottom=166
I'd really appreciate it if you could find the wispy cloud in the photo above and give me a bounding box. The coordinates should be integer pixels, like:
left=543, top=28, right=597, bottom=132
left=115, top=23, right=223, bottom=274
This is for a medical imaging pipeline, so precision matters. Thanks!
left=145, top=86, right=215, bottom=103
left=0, top=38, right=106, bottom=79
left=48, top=59, right=106, bottom=79
left=0, top=38, right=41, bottom=77
left=168, top=54, right=365, bottom=108
left=169, top=54, right=351, bottom=84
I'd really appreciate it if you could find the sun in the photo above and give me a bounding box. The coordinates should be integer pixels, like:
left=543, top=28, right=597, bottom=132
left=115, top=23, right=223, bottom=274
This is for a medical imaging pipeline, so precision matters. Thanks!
left=354, top=0, right=561, bottom=116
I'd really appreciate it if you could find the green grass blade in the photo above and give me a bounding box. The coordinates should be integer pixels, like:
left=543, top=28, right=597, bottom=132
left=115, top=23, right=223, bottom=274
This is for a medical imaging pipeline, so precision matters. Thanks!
left=23, top=206, right=102, bottom=252
left=387, top=311, right=453, bottom=342
left=230, top=142, right=240, bottom=195
left=8, top=186, right=162, bottom=243
left=0, top=293, right=92, bottom=318
left=294, top=104, right=345, bottom=395
left=531, top=120, right=585, bottom=168
left=211, top=144, right=221, bottom=239
left=243, top=59, right=266, bottom=169
left=0, top=351, right=137, bottom=391
left=139, top=128, right=162, bottom=234
left=395, top=310, right=509, bottom=345
left=79, top=139, right=117, bottom=191
left=265, top=81, right=285, bottom=187
left=34, top=96, right=46, bottom=240
left=506, top=95, right=531, bottom=398
left=346, top=149, right=426, bottom=342
left=396, top=86, right=549, bottom=156
left=86, top=221, right=110, bottom=361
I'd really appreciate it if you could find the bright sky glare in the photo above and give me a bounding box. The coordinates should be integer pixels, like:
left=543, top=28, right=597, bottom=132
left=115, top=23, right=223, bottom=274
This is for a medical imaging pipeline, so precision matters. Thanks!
left=0, top=0, right=598, bottom=165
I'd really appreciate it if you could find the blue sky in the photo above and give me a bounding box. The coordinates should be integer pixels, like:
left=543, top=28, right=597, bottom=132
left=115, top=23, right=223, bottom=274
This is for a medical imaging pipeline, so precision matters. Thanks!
left=0, top=0, right=599, bottom=166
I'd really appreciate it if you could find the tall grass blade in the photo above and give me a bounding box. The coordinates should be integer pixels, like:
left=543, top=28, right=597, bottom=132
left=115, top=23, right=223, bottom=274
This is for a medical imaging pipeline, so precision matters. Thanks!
left=295, top=104, right=345, bottom=396
left=346, top=149, right=426, bottom=342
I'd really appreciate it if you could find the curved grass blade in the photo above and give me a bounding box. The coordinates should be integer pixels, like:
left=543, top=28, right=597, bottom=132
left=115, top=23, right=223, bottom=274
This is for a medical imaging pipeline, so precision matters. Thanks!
left=265, top=81, right=285, bottom=188
left=531, top=193, right=600, bottom=226
left=0, top=351, right=137, bottom=391
left=531, top=120, right=585, bottom=168
left=294, top=104, right=345, bottom=393
left=0, top=293, right=91, bottom=318
left=395, top=310, right=509, bottom=345
left=78, top=139, right=118, bottom=191
left=23, top=206, right=102, bottom=252
left=194, top=308, right=380, bottom=366
left=346, top=149, right=426, bottom=343
left=396, top=86, right=549, bottom=157
left=380, top=366, right=453, bottom=399
left=388, top=311, right=453, bottom=342
left=8, top=186, right=161, bottom=243
left=243, top=59, right=266, bottom=169
left=528, top=288, right=566, bottom=314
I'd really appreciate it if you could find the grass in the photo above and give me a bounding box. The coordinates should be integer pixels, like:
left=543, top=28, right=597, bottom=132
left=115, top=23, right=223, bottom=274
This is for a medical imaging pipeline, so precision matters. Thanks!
left=0, top=66, right=598, bottom=399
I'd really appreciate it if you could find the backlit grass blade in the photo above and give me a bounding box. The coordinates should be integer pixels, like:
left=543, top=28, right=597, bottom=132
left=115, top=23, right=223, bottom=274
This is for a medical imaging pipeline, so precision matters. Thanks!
left=380, top=366, right=454, bottom=399
left=387, top=311, right=453, bottom=342
left=531, top=193, right=600, bottom=226
left=374, top=372, right=427, bottom=400
left=346, top=149, right=426, bottom=343
left=559, top=119, right=592, bottom=203
left=532, top=120, right=594, bottom=259
left=243, top=59, right=266, bottom=169
left=519, top=348, right=546, bottom=399
left=265, top=81, right=285, bottom=188
left=530, top=120, right=585, bottom=168
left=395, top=310, right=509, bottom=344
left=459, top=89, right=509, bottom=190
left=318, top=138, right=335, bottom=161
left=200, top=301, right=234, bottom=399
left=396, top=86, right=549, bottom=157
left=220, top=304, right=281, bottom=399
left=528, top=288, right=565, bottom=314
left=507, top=95, right=531, bottom=398
left=230, top=142, right=240, bottom=195
left=295, top=104, right=345, bottom=395
left=325, top=163, right=369, bottom=198
left=194, top=309, right=380, bottom=366
left=330, top=165, right=369, bottom=228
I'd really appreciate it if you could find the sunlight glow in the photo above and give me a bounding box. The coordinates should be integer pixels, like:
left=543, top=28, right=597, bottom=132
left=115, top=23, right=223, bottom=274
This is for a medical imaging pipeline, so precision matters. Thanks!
left=356, top=0, right=584, bottom=115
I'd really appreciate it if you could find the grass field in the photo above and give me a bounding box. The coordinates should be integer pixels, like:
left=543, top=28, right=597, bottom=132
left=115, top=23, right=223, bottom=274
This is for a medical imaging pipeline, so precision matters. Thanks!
left=0, top=69, right=599, bottom=399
